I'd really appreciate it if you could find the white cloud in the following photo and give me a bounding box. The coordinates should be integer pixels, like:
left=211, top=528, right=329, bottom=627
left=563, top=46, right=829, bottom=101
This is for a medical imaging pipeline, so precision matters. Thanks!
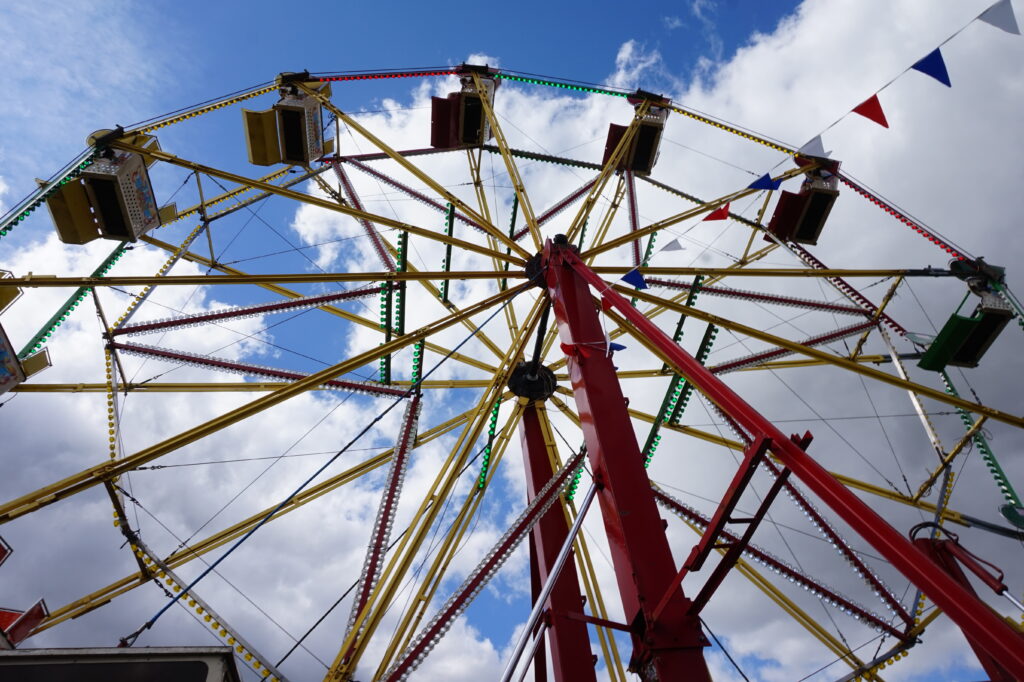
left=2, top=2, right=1024, bottom=682
left=0, top=176, right=9, bottom=216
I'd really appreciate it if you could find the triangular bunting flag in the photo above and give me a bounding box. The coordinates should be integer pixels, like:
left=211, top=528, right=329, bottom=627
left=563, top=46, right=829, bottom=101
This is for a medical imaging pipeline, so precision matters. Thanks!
left=748, top=173, right=782, bottom=191
left=852, top=94, right=889, bottom=128
left=703, top=202, right=731, bottom=221
left=608, top=342, right=627, bottom=352
left=979, top=0, right=1021, bottom=35
left=912, top=48, right=952, bottom=87
left=620, top=268, right=648, bottom=290
left=798, top=135, right=830, bottom=158
left=661, top=239, right=685, bottom=252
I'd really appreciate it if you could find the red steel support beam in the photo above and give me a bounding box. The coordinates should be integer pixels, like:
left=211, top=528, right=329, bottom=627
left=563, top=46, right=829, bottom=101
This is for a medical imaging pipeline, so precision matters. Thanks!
left=913, top=538, right=1023, bottom=682
left=519, top=404, right=595, bottom=682
left=544, top=241, right=712, bottom=681
left=624, top=171, right=642, bottom=267
left=561, top=243, right=1024, bottom=676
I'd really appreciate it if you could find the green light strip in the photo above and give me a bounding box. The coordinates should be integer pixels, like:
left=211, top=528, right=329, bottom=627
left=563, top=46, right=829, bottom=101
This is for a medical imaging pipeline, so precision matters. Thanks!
left=566, top=458, right=585, bottom=501
left=440, top=204, right=455, bottom=301
left=1, top=153, right=98, bottom=238
left=668, top=323, right=717, bottom=427
left=478, top=400, right=501, bottom=489
left=641, top=276, right=705, bottom=467
left=494, top=74, right=628, bottom=98
left=940, top=370, right=1021, bottom=509
left=500, top=197, right=518, bottom=292
left=378, top=282, right=392, bottom=384
left=395, top=231, right=408, bottom=336
left=410, top=340, right=424, bottom=387
left=18, top=241, right=129, bottom=358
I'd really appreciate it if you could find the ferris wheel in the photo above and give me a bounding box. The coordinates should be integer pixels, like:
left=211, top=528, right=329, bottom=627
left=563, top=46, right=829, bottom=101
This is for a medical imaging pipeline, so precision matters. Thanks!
left=0, top=64, right=1022, bottom=681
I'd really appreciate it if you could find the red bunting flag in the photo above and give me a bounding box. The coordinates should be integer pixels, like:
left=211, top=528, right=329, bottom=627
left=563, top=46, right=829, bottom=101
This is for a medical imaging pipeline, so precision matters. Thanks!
left=852, top=94, right=889, bottom=128
left=704, top=202, right=731, bottom=221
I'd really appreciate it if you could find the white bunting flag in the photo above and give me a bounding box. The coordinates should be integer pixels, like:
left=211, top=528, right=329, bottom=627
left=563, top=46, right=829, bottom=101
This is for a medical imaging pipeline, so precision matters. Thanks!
left=798, top=135, right=831, bottom=158
left=979, top=0, right=1020, bottom=35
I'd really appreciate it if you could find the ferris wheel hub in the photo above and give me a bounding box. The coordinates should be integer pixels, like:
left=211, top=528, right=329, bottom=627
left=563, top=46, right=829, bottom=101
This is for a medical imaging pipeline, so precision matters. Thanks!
left=507, top=361, right=557, bottom=401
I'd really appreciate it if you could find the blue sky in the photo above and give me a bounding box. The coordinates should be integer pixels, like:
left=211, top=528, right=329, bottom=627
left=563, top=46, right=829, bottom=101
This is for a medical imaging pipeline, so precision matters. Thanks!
left=2, top=2, right=1023, bottom=681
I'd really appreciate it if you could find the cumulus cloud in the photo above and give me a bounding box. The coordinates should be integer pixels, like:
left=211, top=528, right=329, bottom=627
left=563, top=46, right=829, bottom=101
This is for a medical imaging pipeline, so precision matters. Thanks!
left=2, top=2, right=1024, bottom=681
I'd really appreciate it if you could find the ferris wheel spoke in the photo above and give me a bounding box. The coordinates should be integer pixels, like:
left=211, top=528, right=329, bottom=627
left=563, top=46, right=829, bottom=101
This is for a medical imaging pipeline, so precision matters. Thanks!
left=582, top=164, right=809, bottom=261
left=649, top=277, right=872, bottom=316
left=0, top=270, right=523, bottom=288
left=593, top=264, right=928, bottom=279
left=652, top=486, right=908, bottom=638
left=329, top=161, right=396, bottom=270
left=513, top=177, right=599, bottom=243
left=565, top=100, right=654, bottom=245
left=611, top=287, right=1024, bottom=429
left=0, top=285, right=526, bottom=524
left=296, top=83, right=532, bottom=261
left=30, top=407, right=477, bottom=636
left=579, top=174, right=627, bottom=264
left=328, top=296, right=546, bottom=678
left=345, top=395, right=424, bottom=651
left=110, top=341, right=406, bottom=398
left=111, top=140, right=524, bottom=266
left=165, top=165, right=295, bottom=227
left=464, top=146, right=526, bottom=343
left=342, top=157, right=489, bottom=235
left=470, top=72, right=543, bottom=252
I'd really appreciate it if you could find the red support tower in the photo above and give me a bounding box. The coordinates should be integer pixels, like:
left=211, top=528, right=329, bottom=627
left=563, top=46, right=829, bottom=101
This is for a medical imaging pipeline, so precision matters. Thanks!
left=546, top=238, right=1024, bottom=678
left=543, top=241, right=712, bottom=680
left=518, top=404, right=596, bottom=682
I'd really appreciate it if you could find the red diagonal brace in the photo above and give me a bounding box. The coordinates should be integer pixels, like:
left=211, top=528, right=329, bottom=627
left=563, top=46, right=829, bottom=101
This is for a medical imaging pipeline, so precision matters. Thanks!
left=544, top=240, right=711, bottom=681
left=519, top=404, right=595, bottom=682
left=687, top=464, right=791, bottom=616
left=685, top=435, right=773, bottom=573
left=561, top=243, right=1024, bottom=677
left=653, top=488, right=904, bottom=638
